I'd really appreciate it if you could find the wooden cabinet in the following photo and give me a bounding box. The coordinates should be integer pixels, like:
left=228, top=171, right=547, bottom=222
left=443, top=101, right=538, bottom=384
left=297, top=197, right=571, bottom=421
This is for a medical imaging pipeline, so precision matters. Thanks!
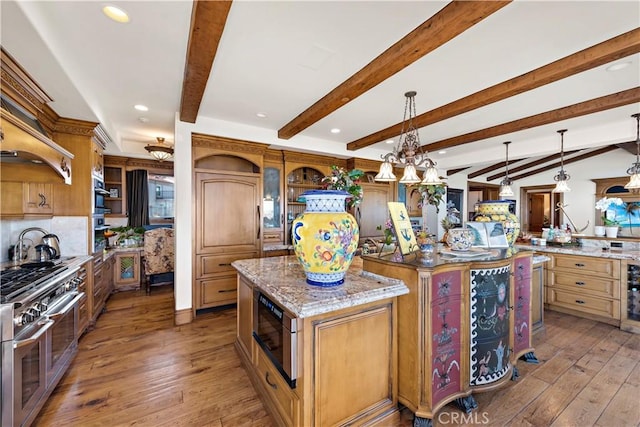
left=284, top=166, right=325, bottom=244
left=236, top=271, right=398, bottom=427
left=545, top=253, right=621, bottom=325
left=0, top=181, right=54, bottom=217
left=77, top=261, right=90, bottom=337
left=362, top=253, right=533, bottom=424
left=114, top=251, right=140, bottom=291
left=88, top=253, right=113, bottom=327
left=92, top=142, right=104, bottom=180
left=531, top=262, right=545, bottom=332
left=104, top=161, right=126, bottom=217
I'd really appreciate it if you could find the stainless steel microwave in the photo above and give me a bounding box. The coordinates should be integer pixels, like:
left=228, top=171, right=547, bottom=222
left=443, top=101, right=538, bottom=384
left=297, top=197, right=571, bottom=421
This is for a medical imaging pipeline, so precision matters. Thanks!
left=252, top=290, right=297, bottom=388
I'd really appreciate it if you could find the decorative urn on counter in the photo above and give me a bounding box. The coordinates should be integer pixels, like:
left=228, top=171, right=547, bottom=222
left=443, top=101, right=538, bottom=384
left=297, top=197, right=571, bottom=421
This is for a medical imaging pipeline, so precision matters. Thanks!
left=473, top=200, right=520, bottom=246
left=291, top=190, right=359, bottom=286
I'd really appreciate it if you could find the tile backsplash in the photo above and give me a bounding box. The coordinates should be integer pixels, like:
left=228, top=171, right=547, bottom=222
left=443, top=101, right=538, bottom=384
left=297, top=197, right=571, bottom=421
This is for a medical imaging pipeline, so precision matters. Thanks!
left=0, top=216, right=88, bottom=262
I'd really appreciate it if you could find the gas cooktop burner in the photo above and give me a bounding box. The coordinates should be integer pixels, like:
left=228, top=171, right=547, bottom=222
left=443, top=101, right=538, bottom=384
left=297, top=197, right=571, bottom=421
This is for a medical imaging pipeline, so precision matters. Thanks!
left=1, top=264, right=68, bottom=304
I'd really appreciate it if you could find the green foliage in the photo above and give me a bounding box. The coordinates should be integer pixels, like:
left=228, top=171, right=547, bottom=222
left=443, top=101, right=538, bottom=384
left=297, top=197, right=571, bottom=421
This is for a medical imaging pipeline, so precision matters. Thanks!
left=321, top=165, right=365, bottom=208
left=410, top=184, right=447, bottom=213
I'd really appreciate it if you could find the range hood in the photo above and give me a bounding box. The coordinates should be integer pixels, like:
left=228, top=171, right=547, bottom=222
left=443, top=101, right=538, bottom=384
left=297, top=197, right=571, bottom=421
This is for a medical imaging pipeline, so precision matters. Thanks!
left=0, top=97, right=73, bottom=185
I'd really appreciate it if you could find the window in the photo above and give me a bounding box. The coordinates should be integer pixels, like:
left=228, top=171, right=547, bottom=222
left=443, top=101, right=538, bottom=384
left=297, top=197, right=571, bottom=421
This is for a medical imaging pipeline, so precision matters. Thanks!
left=148, top=174, right=174, bottom=222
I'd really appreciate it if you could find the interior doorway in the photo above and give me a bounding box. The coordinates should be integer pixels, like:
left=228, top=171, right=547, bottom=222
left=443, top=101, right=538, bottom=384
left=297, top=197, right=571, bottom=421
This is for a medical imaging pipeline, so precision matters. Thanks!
left=521, top=185, right=562, bottom=234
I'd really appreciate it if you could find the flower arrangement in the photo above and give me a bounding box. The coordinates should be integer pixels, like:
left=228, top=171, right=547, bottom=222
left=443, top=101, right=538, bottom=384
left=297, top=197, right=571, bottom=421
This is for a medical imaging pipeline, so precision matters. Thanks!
left=410, top=183, right=447, bottom=212
left=322, top=165, right=364, bottom=209
left=595, top=197, right=624, bottom=226
left=376, top=218, right=394, bottom=245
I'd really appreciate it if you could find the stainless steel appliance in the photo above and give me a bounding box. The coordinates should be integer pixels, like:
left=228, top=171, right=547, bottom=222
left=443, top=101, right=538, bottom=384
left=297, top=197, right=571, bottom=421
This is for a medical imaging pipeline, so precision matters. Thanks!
left=1, top=260, right=85, bottom=427
left=252, top=290, right=297, bottom=388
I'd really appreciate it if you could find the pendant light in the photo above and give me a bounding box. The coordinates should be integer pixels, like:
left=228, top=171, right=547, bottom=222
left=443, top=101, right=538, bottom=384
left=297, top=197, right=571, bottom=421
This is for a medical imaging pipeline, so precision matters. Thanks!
left=145, top=137, right=174, bottom=161
left=552, top=129, right=570, bottom=193
left=374, top=91, right=442, bottom=185
left=498, top=141, right=514, bottom=197
left=625, top=113, right=640, bottom=189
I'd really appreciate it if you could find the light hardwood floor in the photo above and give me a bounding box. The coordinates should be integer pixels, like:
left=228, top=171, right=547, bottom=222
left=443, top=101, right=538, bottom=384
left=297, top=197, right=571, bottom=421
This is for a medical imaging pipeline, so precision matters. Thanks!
left=34, top=286, right=640, bottom=427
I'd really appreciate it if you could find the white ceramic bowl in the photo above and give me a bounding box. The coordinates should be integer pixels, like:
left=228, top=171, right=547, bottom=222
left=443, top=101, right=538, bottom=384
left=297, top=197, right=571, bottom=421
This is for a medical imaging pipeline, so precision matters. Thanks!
left=445, top=228, right=474, bottom=251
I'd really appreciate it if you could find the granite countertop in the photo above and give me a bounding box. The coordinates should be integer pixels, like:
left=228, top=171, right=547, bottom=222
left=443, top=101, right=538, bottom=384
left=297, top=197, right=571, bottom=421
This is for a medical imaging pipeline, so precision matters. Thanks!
left=515, top=243, right=640, bottom=260
left=232, top=256, right=408, bottom=318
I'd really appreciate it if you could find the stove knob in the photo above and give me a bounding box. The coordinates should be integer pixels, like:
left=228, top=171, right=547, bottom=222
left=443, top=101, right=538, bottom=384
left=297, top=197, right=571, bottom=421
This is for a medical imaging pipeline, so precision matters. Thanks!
left=28, top=306, right=41, bottom=317
left=38, top=301, right=48, bottom=312
left=15, top=312, right=34, bottom=326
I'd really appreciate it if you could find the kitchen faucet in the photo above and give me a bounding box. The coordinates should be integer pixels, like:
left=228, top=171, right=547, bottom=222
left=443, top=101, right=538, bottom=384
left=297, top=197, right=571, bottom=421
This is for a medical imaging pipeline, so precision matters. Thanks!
left=15, top=227, right=49, bottom=261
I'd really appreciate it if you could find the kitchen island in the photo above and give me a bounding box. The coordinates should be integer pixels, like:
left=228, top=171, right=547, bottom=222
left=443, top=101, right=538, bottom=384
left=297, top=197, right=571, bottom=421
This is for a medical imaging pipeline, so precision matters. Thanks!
left=362, top=248, right=535, bottom=426
left=232, top=256, right=409, bottom=426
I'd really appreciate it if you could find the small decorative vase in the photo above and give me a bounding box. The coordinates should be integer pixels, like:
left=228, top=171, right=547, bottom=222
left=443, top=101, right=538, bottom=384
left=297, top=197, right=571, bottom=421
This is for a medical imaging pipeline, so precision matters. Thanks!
left=605, top=226, right=619, bottom=238
left=473, top=200, right=520, bottom=247
left=291, top=190, right=359, bottom=286
left=445, top=228, right=474, bottom=251
left=594, top=225, right=606, bottom=237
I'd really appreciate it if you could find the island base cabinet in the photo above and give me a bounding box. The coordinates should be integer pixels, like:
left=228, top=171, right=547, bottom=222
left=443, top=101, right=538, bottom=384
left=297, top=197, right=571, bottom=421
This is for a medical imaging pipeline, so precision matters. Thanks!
left=255, top=343, right=300, bottom=426
left=307, top=304, right=397, bottom=427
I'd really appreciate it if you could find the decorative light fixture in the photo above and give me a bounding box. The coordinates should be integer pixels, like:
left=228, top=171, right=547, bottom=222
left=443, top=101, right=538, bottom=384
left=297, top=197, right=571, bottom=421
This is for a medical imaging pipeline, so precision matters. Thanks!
left=625, top=113, right=640, bottom=189
left=374, top=91, right=442, bottom=185
left=552, top=129, right=570, bottom=193
left=145, top=137, right=174, bottom=161
left=498, top=141, right=514, bottom=197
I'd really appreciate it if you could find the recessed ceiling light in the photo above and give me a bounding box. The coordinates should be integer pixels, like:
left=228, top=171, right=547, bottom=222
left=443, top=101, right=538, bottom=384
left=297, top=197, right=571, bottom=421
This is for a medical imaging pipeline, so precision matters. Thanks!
left=256, top=112, right=267, bottom=118
left=330, top=128, right=341, bottom=134
left=103, top=6, right=130, bottom=23
left=134, top=104, right=148, bottom=111
left=385, top=139, right=395, bottom=144
left=138, top=117, right=149, bottom=123
left=606, top=61, right=631, bottom=72
left=438, top=150, right=447, bottom=154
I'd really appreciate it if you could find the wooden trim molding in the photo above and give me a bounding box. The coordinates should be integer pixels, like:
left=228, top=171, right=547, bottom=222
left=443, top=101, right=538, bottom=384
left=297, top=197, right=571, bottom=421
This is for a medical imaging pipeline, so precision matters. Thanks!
left=53, top=117, right=99, bottom=136
left=174, top=307, right=193, bottom=325
left=282, top=151, right=342, bottom=168
left=0, top=47, right=52, bottom=117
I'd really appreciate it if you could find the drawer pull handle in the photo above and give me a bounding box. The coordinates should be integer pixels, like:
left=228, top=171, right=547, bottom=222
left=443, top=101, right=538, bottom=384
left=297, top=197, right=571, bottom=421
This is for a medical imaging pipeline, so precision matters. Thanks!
left=575, top=281, right=585, bottom=286
left=218, top=263, right=231, bottom=267
left=218, top=289, right=235, bottom=293
left=265, top=372, right=278, bottom=390
left=575, top=300, right=585, bottom=304
left=575, top=263, right=585, bottom=267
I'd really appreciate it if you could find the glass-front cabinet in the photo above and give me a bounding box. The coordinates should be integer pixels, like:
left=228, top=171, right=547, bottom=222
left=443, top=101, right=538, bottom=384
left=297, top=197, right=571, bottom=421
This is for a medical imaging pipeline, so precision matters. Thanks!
left=263, top=163, right=284, bottom=245
left=622, top=260, right=640, bottom=334
left=285, top=167, right=324, bottom=244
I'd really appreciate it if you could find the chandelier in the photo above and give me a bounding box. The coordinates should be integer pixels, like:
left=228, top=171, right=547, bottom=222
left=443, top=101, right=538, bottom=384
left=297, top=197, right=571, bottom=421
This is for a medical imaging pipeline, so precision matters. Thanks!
left=625, top=113, right=640, bottom=189
left=498, top=141, right=514, bottom=197
left=374, top=91, right=442, bottom=185
left=552, top=129, right=570, bottom=193
left=145, top=137, right=174, bottom=161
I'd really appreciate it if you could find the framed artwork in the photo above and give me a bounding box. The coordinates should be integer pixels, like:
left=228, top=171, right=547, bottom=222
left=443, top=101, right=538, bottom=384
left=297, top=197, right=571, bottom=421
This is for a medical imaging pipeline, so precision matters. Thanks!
left=446, top=188, right=463, bottom=228
left=466, top=221, right=508, bottom=248
left=388, top=202, right=417, bottom=255
left=109, top=188, right=119, bottom=198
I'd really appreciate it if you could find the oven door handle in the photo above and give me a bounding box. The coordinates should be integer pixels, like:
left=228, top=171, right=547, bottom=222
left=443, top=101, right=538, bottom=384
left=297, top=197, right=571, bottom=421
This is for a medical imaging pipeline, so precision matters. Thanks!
left=14, top=319, right=54, bottom=349
left=47, top=292, right=84, bottom=320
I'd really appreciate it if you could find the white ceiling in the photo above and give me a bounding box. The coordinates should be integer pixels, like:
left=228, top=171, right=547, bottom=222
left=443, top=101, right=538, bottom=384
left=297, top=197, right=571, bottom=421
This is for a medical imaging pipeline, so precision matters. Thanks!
left=1, top=0, right=639, bottom=172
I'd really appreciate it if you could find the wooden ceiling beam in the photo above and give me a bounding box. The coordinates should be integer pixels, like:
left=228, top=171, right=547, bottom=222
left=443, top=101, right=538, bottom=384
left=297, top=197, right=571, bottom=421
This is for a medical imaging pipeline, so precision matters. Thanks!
left=277, top=1, right=510, bottom=140
left=347, top=28, right=640, bottom=151
left=467, top=158, right=525, bottom=179
left=422, top=87, right=640, bottom=152
left=180, top=0, right=233, bottom=123
left=446, top=167, right=470, bottom=176
left=509, top=146, right=618, bottom=181
left=486, top=150, right=579, bottom=180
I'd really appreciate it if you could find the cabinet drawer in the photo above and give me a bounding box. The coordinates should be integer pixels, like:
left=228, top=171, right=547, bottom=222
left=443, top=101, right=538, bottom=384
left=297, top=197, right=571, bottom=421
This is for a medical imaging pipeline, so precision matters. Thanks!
left=197, top=252, right=257, bottom=276
left=263, top=232, right=283, bottom=243
left=198, top=276, right=237, bottom=307
left=550, top=254, right=620, bottom=279
left=547, top=288, right=619, bottom=320
left=548, top=271, right=620, bottom=299
left=255, top=344, right=298, bottom=426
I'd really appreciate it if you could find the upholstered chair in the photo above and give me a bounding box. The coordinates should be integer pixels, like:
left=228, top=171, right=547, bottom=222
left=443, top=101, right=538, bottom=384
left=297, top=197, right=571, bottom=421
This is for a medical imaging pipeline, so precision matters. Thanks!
left=142, top=227, right=175, bottom=294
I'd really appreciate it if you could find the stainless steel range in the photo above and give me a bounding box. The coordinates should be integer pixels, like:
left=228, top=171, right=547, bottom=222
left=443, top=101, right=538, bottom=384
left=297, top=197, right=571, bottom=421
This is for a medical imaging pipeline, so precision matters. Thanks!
left=1, top=259, right=86, bottom=427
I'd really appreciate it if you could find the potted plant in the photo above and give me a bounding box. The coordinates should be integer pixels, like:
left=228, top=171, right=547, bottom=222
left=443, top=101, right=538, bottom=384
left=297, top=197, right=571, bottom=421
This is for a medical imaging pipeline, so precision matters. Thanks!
left=595, top=197, right=623, bottom=238
left=321, top=165, right=364, bottom=209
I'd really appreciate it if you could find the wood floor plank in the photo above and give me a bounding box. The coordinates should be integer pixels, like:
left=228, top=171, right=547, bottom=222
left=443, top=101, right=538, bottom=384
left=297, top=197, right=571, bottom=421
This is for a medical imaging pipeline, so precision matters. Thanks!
left=595, top=382, right=640, bottom=427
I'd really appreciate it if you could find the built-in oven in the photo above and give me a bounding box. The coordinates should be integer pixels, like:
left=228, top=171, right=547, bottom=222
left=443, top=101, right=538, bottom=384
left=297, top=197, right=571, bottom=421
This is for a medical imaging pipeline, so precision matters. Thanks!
left=253, top=290, right=297, bottom=388
left=46, top=291, right=82, bottom=387
left=93, top=178, right=109, bottom=215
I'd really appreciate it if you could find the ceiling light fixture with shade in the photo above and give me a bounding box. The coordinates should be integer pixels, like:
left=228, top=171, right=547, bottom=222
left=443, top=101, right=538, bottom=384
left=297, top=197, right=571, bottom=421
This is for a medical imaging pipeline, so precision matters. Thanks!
left=145, top=137, right=174, bottom=161
left=498, top=141, right=514, bottom=197
left=374, top=91, right=442, bottom=185
left=625, top=113, right=640, bottom=189
left=552, top=129, right=571, bottom=193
